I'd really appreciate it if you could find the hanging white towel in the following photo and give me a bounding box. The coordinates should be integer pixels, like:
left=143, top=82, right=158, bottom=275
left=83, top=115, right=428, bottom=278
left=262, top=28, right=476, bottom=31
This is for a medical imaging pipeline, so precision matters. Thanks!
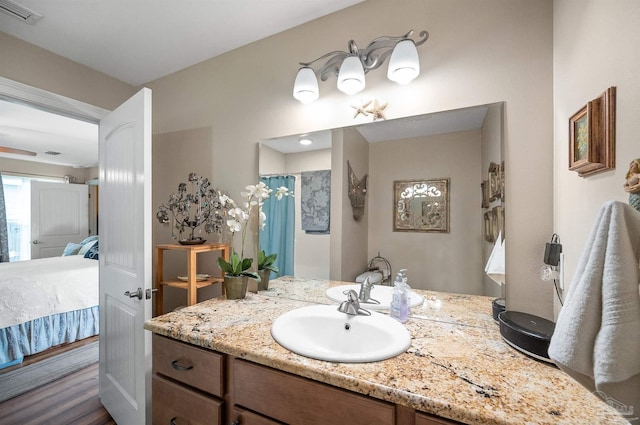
left=485, top=231, right=505, bottom=285
left=548, top=201, right=640, bottom=419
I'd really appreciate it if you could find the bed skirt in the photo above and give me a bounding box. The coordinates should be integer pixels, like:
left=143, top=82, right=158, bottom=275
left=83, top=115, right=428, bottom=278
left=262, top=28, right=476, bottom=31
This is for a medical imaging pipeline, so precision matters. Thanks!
left=0, top=306, right=99, bottom=369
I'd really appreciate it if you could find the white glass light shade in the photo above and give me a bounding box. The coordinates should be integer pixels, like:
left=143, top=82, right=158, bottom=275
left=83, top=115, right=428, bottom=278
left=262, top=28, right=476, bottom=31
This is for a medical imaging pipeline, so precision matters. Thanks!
left=387, top=39, right=420, bottom=85
left=337, top=56, right=365, bottom=95
left=293, top=67, right=319, bottom=104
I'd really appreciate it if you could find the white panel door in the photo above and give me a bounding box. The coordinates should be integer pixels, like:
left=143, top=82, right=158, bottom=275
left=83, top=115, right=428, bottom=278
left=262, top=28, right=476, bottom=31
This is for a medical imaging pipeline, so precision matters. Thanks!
left=30, top=181, right=88, bottom=259
left=99, top=88, right=152, bottom=425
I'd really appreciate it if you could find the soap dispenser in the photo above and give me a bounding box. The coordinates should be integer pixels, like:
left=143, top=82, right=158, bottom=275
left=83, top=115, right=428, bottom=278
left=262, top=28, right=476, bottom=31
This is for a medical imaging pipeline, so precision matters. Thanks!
left=390, top=271, right=409, bottom=323
left=398, top=269, right=410, bottom=321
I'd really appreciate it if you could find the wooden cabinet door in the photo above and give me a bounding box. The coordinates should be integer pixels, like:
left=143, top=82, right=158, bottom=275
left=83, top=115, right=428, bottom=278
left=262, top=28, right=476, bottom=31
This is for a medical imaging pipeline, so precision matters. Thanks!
left=152, top=375, right=222, bottom=425
left=230, top=407, right=282, bottom=425
left=416, top=411, right=461, bottom=425
left=233, top=358, right=394, bottom=425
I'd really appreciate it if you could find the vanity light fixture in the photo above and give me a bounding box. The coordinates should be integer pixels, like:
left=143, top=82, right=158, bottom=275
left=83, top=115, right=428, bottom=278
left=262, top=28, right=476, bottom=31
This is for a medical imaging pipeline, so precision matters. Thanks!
left=293, top=30, right=429, bottom=104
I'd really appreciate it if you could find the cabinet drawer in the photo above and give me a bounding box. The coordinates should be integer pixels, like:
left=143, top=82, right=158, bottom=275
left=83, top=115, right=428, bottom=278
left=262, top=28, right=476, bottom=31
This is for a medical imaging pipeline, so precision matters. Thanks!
left=416, top=411, right=461, bottom=425
left=233, top=359, right=394, bottom=425
left=153, top=334, right=223, bottom=397
left=231, top=407, right=283, bottom=425
left=152, top=375, right=222, bottom=425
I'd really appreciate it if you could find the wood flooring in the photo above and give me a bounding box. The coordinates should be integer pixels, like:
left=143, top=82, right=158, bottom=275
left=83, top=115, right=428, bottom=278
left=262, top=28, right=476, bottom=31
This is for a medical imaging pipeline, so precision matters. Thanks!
left=0, top=360, right=115, bottom=425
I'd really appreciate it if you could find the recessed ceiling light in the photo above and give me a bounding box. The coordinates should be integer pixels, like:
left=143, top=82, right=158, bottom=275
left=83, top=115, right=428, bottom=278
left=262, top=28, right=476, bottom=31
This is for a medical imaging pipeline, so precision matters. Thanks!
left=299, top=138, right=313, bottom=146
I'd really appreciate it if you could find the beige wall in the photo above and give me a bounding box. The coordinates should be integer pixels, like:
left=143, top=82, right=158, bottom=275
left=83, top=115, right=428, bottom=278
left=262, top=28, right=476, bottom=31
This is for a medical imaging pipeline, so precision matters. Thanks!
left=259, top=145, right=286, bottom=175
left=369, top=130, right=483, bottom=294
left=1, top=0, right=555, bottom=318
left=152, top=127, right=223, bottom=314
left=338, top=127, right=370, bottom=281
left=553, top=0, right=640, bottom=314
left=0, top=32, right=135, bottom=110
left=330, top=129, right=345, bottom=280
left=0, top=157, right=91, bottom=183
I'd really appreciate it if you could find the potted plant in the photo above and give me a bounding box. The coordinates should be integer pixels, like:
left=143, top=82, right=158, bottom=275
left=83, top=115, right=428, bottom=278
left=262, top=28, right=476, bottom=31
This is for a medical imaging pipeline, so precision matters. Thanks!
left=217, top=251, right=259, bottom=299
left=217, top=182, right=291, bottom=299
left=256, top=250, right=279, bottom=291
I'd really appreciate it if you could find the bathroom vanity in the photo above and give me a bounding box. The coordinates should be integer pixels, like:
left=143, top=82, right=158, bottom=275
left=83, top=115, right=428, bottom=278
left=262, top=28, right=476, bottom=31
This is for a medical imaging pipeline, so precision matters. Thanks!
left=144, top=277, right=626, bottom=424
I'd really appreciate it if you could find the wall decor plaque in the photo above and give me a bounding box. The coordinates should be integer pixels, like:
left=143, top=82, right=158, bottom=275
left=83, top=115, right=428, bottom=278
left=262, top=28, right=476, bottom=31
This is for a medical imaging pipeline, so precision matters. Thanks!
left=393, top=178, right=449, bottom=233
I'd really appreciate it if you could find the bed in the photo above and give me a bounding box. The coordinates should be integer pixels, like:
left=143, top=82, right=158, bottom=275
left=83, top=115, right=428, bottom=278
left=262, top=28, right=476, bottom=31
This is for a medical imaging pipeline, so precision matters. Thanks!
left=0, top=254, right=99, bottom=369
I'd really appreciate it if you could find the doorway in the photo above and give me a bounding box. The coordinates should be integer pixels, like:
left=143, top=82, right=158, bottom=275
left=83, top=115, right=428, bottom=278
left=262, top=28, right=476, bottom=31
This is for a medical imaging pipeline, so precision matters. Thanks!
left=0, top=77, right=106, bottom=260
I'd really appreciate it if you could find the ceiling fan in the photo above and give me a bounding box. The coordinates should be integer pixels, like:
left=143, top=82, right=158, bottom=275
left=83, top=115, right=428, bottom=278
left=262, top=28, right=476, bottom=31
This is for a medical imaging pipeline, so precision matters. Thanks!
left=0, top=146, right=37, bottom=156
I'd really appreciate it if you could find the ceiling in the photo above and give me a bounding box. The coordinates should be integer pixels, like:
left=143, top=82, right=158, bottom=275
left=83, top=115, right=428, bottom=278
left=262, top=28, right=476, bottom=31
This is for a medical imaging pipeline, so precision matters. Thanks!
left=0, top=0, right=363, bottom=167
left=0, top=0, right=363, bottom=86
left=0, top=98, right=99, bottom=167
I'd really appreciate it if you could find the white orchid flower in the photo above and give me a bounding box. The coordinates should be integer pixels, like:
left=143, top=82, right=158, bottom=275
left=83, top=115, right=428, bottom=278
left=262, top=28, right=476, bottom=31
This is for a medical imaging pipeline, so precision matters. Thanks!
left=259, top=210, right=267, bottom=230
left=220, top=193, right=237, bottom=208
left=226, top=218, right=242, bottom=233
left=228, top=207, right=248, bottom=222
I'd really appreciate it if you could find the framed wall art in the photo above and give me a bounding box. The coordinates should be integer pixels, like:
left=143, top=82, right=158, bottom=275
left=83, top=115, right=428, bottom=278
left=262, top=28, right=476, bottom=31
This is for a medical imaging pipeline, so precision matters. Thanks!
left=481, top=180, right=489, bottom=208
left=488, top=162, right=501, bottom=201
left=483, top=206, right=504, bottom=243
left=569, top=86, right=616, bottom=177
left=484, top=210, right=495, bottom=242
left=393, top=178, right=449, bottom=233
left=500, top=161, right=505, bottom=201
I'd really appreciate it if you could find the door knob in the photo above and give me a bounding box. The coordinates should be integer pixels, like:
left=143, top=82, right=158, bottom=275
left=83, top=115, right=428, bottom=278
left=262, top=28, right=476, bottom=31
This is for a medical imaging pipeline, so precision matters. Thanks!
left=32, top=240, right=40, bottom=244
left=124, top=288, right=143, bottom=300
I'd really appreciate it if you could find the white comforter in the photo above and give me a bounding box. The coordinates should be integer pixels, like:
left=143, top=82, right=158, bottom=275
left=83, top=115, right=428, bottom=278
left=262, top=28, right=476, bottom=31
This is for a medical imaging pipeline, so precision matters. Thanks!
left=0, top=256, right=99, bottom=328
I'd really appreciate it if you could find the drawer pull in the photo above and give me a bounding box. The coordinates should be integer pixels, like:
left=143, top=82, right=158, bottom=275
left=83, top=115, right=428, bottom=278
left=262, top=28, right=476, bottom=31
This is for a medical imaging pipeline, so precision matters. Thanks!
left=171, top=360, right=193, bottom=371
left=170, top=417, right=177, bottom=425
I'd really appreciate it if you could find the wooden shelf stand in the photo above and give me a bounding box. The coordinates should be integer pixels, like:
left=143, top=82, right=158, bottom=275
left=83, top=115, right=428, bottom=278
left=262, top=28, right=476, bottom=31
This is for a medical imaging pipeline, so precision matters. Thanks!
left=155, top=243, right=229, bottom=316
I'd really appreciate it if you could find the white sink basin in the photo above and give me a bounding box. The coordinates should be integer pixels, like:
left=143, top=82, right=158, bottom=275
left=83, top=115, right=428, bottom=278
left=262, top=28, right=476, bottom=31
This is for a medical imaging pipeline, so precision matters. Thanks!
left=325, top=284, right=424, bottom=311
left=271, top=304, right=411, bottom=363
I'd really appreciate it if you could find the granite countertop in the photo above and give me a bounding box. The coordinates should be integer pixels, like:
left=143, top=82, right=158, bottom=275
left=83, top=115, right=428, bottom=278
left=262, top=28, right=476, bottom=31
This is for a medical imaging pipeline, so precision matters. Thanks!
left=144, top=278, right=626, bottom=425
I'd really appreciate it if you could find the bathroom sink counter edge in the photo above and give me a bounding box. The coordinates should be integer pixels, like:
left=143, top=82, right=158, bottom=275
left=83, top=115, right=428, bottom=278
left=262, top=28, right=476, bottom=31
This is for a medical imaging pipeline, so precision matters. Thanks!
left=145, top=277, right=625, bottom=425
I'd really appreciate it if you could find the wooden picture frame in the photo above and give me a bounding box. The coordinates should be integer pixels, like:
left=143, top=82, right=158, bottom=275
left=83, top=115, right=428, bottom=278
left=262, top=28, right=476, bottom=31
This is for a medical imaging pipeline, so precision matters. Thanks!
left=481, top=180, right=489, bottom=209
left=569, top=86, right=616, bottom=177
left=500, top=161, right=505, bottom=201
left=483, top=206, right=504, bottom=243
left=393, top=178, right=449, bottom=233
left=484, top=210, right=495, bottom=242
left=493, top=205, right=504, bottom=240
left=488, top=162, right=501, bottom=201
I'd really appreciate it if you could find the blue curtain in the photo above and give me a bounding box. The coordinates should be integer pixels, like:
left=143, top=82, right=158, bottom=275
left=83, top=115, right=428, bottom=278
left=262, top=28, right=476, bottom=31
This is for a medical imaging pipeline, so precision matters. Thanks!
left=259, top=175, right=295, bottom=277
left=0, top=175, right=8, bottom=262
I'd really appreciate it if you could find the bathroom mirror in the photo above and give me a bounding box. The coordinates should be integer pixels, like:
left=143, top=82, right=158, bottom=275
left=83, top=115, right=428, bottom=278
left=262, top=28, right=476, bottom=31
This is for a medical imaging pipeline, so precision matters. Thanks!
left=259, top=102, right=504, bottom=297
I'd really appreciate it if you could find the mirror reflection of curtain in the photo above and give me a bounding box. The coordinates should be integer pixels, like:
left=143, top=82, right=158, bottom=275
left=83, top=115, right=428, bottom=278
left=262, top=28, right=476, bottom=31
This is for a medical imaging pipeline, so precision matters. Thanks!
left=259, top=175, right=295, bottom=277
left=0, top=174, right=9, bottom=262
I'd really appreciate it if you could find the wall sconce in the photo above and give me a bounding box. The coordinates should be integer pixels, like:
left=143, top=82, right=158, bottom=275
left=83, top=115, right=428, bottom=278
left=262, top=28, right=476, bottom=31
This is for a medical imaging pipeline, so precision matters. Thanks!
left=293, top=30, right=429, bottom=104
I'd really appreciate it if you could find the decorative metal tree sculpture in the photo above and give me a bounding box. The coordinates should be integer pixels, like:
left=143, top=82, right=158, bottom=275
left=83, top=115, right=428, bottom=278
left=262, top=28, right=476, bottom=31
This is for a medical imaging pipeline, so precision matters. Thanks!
left=155, top=173, right=225, bottom=244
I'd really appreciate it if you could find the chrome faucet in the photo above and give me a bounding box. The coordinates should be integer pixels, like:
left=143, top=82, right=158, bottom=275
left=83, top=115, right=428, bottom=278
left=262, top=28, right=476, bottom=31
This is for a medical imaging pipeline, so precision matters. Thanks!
left=357, top=277, right=380, bottom=305
left=337, top=289, right=371, bottom=316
